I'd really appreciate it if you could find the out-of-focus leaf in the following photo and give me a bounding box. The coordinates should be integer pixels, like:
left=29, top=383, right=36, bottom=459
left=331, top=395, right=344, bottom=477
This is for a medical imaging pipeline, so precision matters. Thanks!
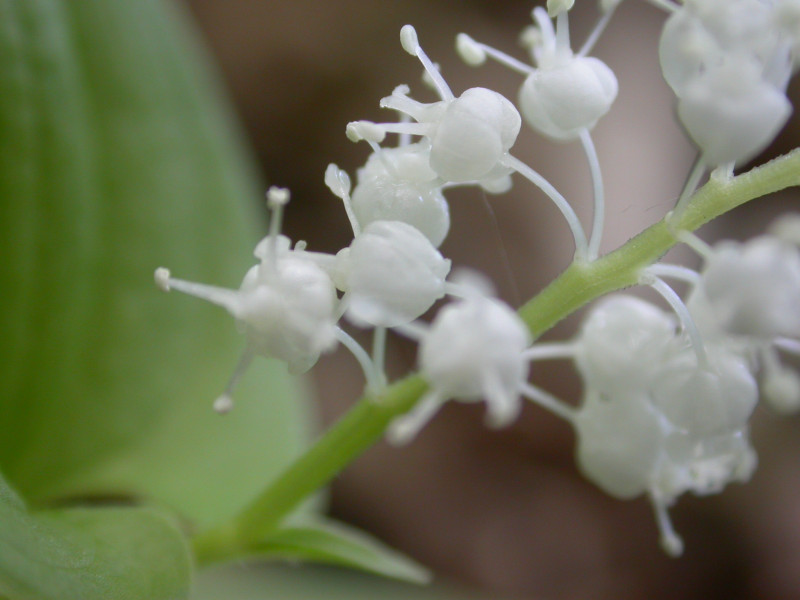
left=0, top=0, right=312, bottom=528
left=251, top=516, right=432, bottom=584
left=0, top=472, right=191, bottom=600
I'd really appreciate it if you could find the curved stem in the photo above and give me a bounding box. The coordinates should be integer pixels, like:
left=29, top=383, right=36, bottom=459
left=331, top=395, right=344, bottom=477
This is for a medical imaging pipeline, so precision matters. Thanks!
left=580, top=129, right=605, bottom=260
left=502, top=154, right=588, bottom=260
left=644, top=274, right=709, bottom=369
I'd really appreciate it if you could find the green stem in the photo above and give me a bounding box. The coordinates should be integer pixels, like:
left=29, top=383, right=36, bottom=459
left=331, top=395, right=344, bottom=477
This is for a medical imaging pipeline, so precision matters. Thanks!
left=192, top=148, right=800, bottom=565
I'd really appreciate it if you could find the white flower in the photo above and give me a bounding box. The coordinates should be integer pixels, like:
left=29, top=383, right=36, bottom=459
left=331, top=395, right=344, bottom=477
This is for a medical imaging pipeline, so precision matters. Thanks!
left=457, top=7, right=618, bottom=141
left=334, top=220, right=451, bottom=328
left=676, top=59, right=791, bottom=166
left=659, top=0, right=795, bottom=165
left=156, top=234, right=338, bottom=375
left=690, top=233, right=800, bottom=340
left=388, top=291, right=531, bottom=443
left=575, top=390, right=669, bottom=499
left=518, top=55, right=618, bottom=141
left=349, top=142, right=450, bottom=247
left=650, top=344, right=758, bottom=436
left=155, top=188, right=340, bottom=411
left=574, top=295, right=678, bottom=395
left=519, top=8, right=617, bottom=140
left=347, top=26, right=521, bottom=184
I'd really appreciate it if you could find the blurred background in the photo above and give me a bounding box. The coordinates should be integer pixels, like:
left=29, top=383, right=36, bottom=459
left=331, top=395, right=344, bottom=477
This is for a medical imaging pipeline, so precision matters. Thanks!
left=180, top=1, right=800, bottom=599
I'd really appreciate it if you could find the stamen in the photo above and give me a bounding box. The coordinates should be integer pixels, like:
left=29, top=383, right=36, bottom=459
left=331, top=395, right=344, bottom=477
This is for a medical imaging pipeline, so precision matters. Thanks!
left=266, top=186, right=290, bottom=274
left=399, top=25, right=454, bottom=101
left=532, top=7, right=557, bottom=65
left=456, top=33, right=534, bottom=75
left=346, top=121, right=388, bottom=143
left=555, top=10, right=571, bottom=60
left=153, top=268, right=241, bottom=314
left=213, top=349, right=255, bottom=414
left=324, top=164, right=360, bottom=236
left=379, top=88, right=429, bottom=122
left=154, top=267, right=171, bottom=292
left=650, top=495, right=684, bottom=557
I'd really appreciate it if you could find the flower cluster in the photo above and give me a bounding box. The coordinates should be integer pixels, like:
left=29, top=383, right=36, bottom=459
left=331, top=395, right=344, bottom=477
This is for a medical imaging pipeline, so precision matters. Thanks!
left=157, top=0, right=799, bottom=555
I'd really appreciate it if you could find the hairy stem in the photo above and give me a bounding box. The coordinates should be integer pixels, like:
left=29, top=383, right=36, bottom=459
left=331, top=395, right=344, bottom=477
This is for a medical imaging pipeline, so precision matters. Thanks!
left=192, top=147, right=800, bottom=565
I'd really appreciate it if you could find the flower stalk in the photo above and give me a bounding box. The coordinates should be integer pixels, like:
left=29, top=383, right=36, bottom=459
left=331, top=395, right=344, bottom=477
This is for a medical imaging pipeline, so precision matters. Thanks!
left=192, top=146, right=800, bottom=565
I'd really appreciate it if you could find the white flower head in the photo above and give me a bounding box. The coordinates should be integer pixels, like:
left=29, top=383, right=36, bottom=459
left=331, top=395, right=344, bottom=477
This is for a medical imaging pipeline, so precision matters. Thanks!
left=676, top=59, right=791, bottom=166
left=519, top=55, right=618, bottom=140
left=349, top=142, right=451, bottom=247
left=155, top=188, right=339, bottom=410
left=575, top=390, right=669, bottom=499
left=659, top=0, right=795, bottom=165
left=459, top=8, right=618, bottom=141
left=335, top=220, right=451, bottom=328
left=692, top=234, right=800, bottom=340
left=347, top=26, right=521, bottom=184
left=574, top=295, right=679, bottom=395
left=388, top=288, right=531, bottom=444
left=519, top=8, right=618, bottom=140
left=650, top=344, right=758, bottom=437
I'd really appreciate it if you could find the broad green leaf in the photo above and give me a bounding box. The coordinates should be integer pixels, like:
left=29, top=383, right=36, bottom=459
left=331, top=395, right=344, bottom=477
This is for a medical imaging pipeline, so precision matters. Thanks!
left=251, top=516, right=432, bottom=584
left=0, top=472, right=191, bottom=600
left=0, top=0, right=312, bottom=528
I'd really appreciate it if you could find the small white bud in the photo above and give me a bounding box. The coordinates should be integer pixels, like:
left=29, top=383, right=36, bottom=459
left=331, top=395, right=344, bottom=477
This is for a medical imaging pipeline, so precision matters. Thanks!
left=575, top=391, right=667, bottom=499
left=575, top=295, right=677, bottom=396
left=651, top=346, right=758, bottom=436
left=324, top=163, right=351, bottom=200
left=337, top=221, right=451, bottom=327
left=519, top=26, right=543, bottom=51
left=677, top=61, right=791, bottom=166
left=154, top=267, right=171, bottom=292
left=420, top=295, right=530, bottom=411
left=266, top=186, right=290, bottom=208
left=400, top=24, right=419, bottom=55
left=346, top=121, right=387, bottom=143
left=697, top=236, right=800, bottom=339
left=350, top=144, right=450, bottom=247
left=456, top=33, right=487, bottom=66
left=213, top=394, right=234, bottom=414
left=429, top=87, right=521, bottom=182
left=519, top=56, right=618, bottom=140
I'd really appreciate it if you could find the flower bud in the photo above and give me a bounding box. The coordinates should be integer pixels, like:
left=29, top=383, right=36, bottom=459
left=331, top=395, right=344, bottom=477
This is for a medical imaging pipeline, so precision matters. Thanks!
left=336, top=221, right=451, bottom=327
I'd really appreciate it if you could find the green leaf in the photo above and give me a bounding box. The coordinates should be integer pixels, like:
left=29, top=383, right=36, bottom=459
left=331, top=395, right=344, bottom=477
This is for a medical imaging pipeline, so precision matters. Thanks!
left=0, top=0, right=313, bottom=527
left=252, top=517, right=432, bottom=585
left=0, top=472, right=191, bottom=600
